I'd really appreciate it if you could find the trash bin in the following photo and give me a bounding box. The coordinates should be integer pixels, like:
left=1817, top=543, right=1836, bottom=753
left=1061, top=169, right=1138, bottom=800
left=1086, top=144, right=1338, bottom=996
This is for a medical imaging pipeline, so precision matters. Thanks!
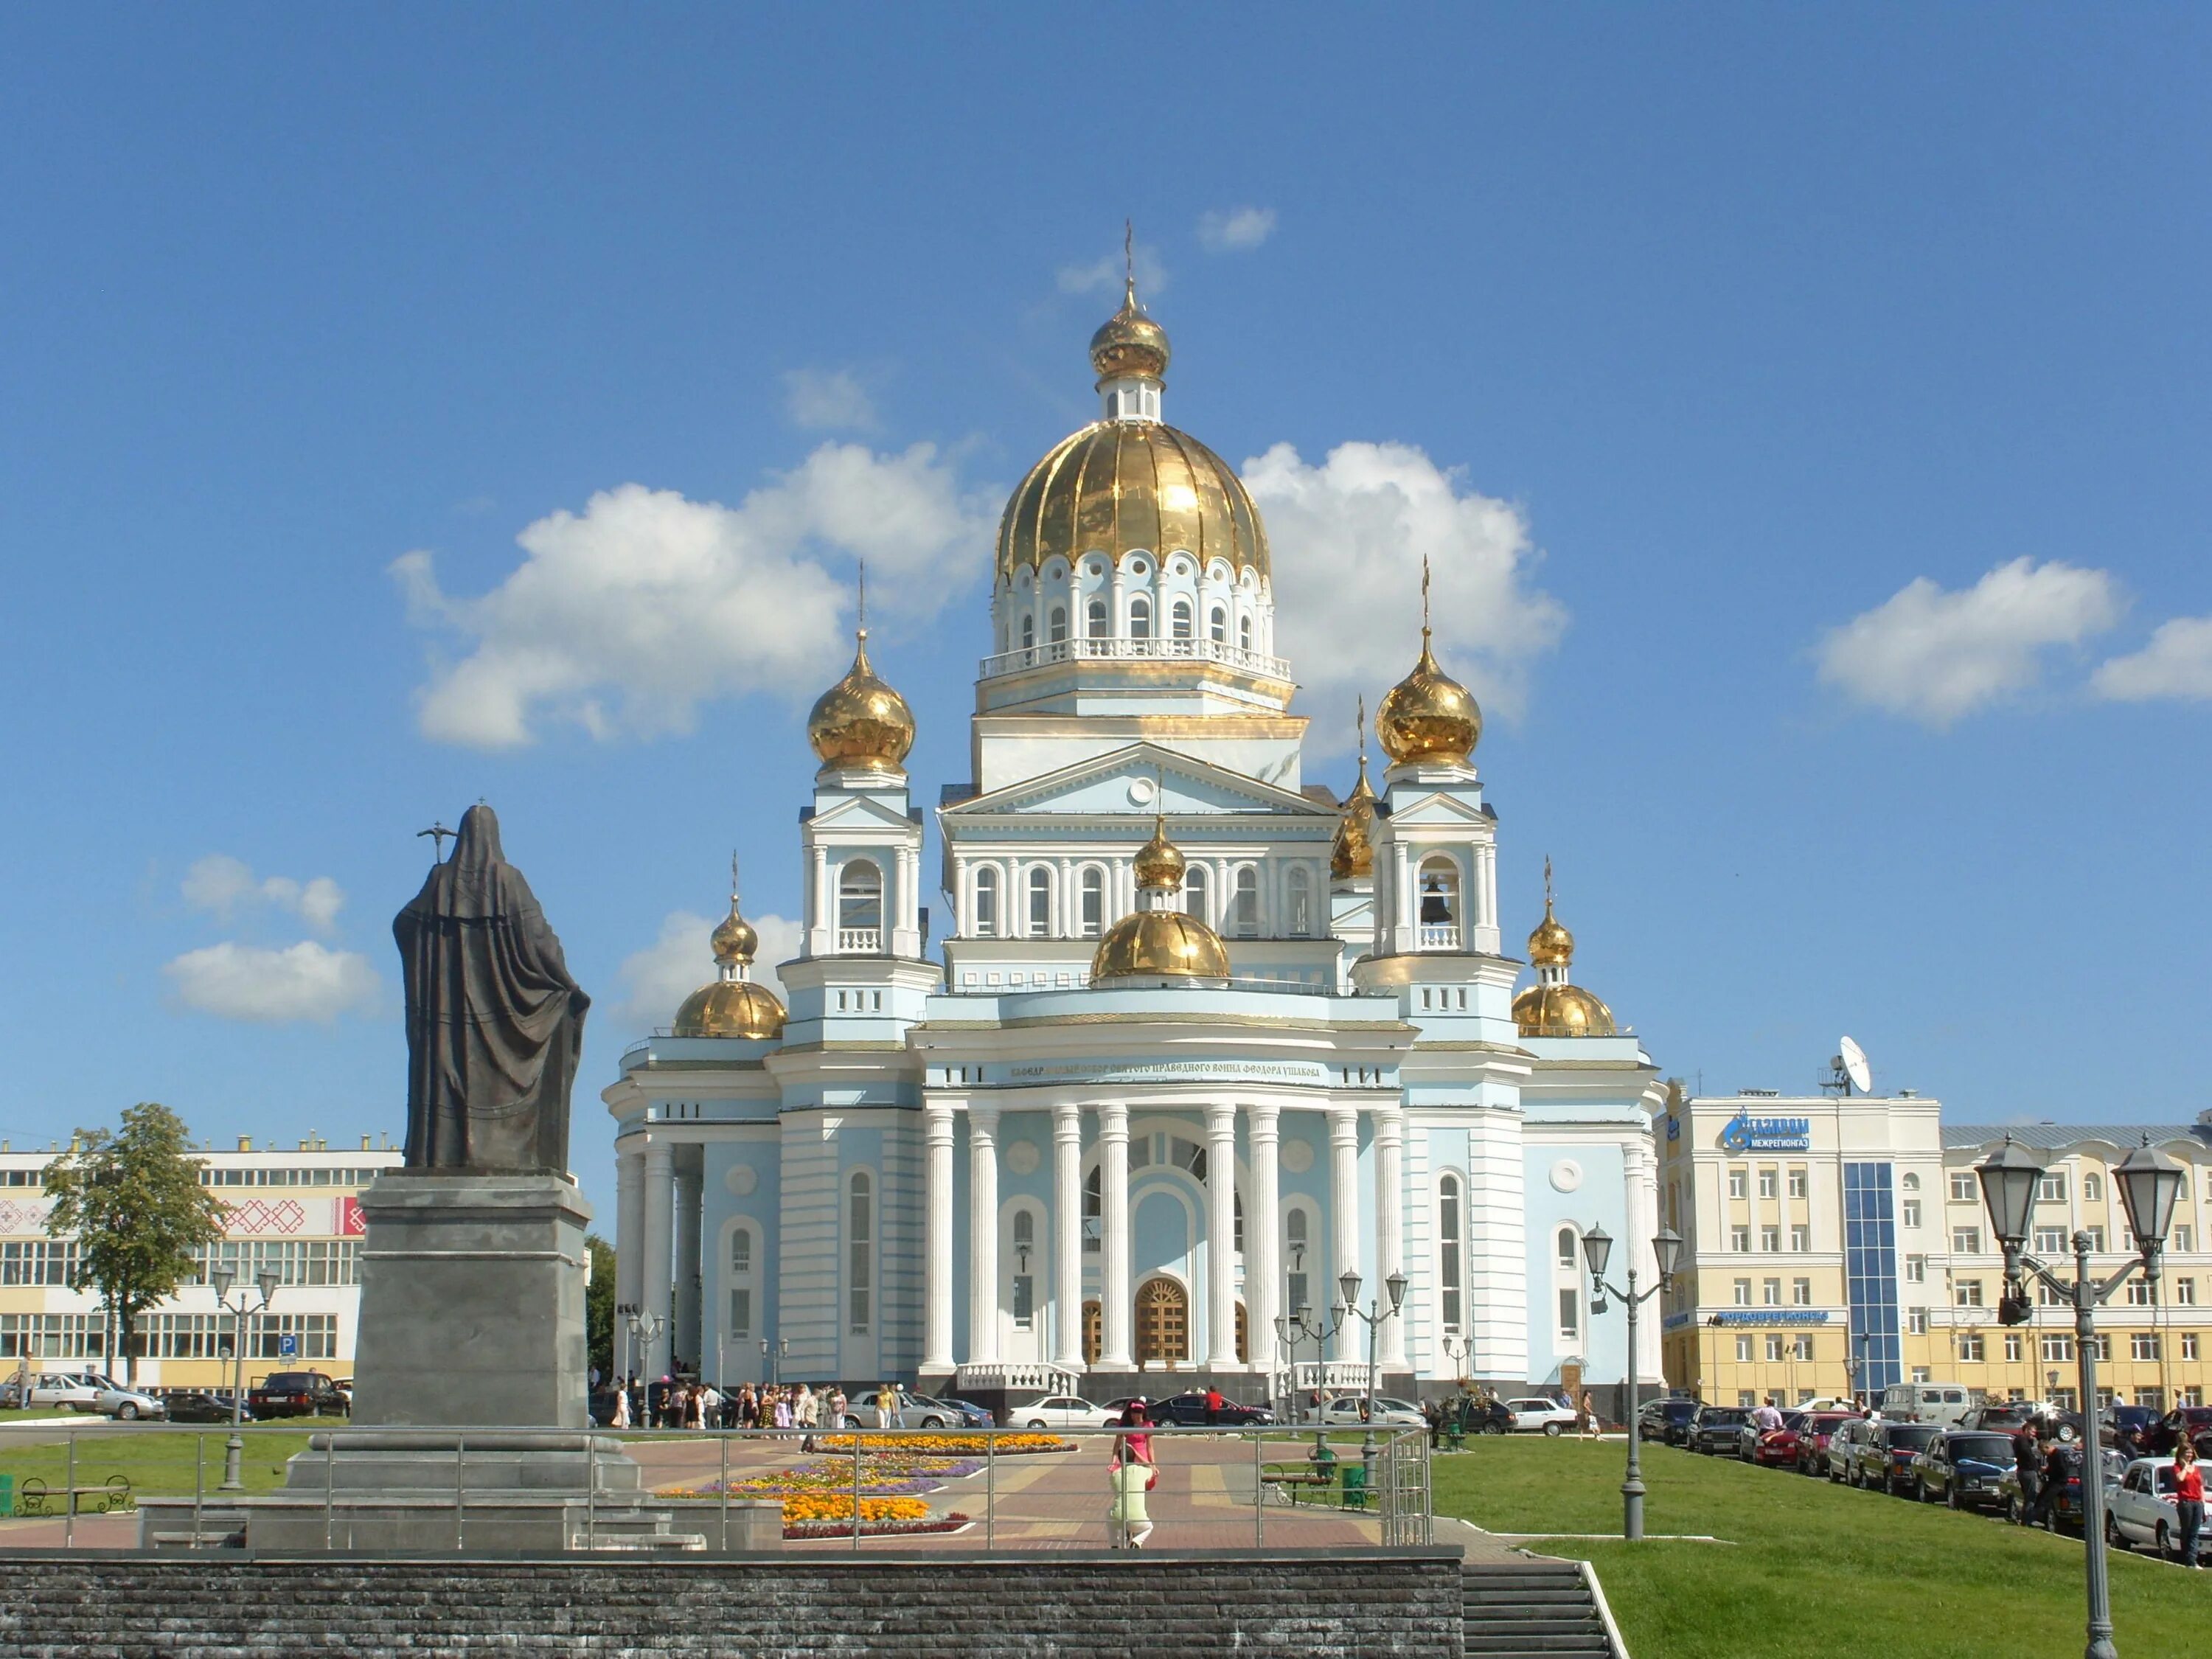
left=0, top=1474, right=13, bottom=1517
left=1338, top=1461, right=1368, bottom=1510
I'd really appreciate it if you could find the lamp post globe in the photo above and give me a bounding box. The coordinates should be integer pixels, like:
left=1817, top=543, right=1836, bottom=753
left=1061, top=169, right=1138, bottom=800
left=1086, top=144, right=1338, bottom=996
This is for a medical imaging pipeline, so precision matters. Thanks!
left=1579, top=1225, right=1613, bottom=1281
left=2113, top=1139, right=2183, bottom=1258
left=1975, top=1135, right=2046, bottom=1253
left=1652, top=1228, right=1683, bottom=1284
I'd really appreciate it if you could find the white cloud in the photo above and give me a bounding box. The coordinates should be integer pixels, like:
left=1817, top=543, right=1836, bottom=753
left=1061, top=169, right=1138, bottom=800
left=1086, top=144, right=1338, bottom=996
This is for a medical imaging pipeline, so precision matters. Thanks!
left=616, top=908, right=802, bottom=1030
left=181, top=855, right=345, bottom=933
left=393, top=444, right=996, bottom=748
left=783, top=368, right=878, bottom=432
left=1197, top=206, right=1277, bottom=253
left=1058, top=241, right=1169, bottom=299
left=164, top=941, right=379, bottom=1024
left=1244, top=441, right=1567, bottom=751
left=2092, top=616, right=2212, bottom=703
left=1815, top=558, right=2124, bottom=727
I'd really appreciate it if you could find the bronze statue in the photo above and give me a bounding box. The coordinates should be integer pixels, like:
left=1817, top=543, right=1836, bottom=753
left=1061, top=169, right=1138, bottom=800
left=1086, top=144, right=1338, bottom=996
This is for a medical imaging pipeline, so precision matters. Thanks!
left=394, top=804, right=589, bottom=1174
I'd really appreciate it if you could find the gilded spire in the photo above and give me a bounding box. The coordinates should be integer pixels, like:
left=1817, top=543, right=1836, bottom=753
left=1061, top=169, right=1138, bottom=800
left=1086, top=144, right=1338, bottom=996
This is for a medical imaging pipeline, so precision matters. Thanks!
left=807, top=563, right=915, bottom=773
left=1089, top=222, right=1171, bottom=384
left=709, top=852, right=759, bottom=967
left=1376, top=557, right=1481, bottom=765
left=1528, top=855, right=1573, bottom=967
left=1330, top=695, right=1379, bottom=880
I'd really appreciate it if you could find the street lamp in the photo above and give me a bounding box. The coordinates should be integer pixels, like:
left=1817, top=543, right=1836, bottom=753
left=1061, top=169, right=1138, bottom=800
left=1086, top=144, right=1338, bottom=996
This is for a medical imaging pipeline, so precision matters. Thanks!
left=762, top=1335, right=788, bottom=1387
left=209, top=1265, right=279, bottom=1491
left=1335, top=1267, right=1409, bottom=1498
left=1581, top=1223, right=1682, bottom=1540
left=625, top=1309, right=667, bottom=1419
left=1439, top=1332, right=1472, bottom=1384
left=1976, top=1134, right=2182, bottom=1659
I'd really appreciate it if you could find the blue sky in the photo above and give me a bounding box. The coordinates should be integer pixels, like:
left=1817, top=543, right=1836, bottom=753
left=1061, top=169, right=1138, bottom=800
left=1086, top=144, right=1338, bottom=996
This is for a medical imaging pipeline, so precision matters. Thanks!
left=4, top=8, right=2208, bottom=1220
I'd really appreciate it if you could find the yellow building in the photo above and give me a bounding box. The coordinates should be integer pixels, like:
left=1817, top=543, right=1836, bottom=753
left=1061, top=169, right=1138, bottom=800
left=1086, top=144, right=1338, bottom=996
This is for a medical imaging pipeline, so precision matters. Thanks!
left=0, top=1133, right=401, bottom=1389
left=1658, top=1092, right=2212, bottom=1411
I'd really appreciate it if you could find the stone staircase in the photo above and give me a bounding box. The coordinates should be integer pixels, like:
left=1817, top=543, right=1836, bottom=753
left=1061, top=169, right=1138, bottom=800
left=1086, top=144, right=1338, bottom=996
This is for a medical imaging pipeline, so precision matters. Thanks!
left=1461, top=1559, right=1626, bottom=1658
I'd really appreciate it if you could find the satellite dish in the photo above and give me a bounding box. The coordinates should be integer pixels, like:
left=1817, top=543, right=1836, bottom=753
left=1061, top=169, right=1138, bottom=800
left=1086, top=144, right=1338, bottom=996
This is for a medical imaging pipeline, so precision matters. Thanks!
left=1840, top=1035, right=1872, bottom=1096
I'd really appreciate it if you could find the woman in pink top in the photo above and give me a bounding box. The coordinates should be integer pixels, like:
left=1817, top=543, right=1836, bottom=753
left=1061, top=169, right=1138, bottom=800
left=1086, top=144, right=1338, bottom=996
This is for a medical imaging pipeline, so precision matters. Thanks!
left=1112, top=1399, right=1155, bottom=1470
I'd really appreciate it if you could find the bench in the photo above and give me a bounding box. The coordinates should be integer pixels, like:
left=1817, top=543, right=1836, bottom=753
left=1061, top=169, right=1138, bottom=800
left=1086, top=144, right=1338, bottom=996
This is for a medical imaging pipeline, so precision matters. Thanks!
left=1261, top=1461, right=1342, bottom=1507
left=16, top=1474, right=132, bottom=1516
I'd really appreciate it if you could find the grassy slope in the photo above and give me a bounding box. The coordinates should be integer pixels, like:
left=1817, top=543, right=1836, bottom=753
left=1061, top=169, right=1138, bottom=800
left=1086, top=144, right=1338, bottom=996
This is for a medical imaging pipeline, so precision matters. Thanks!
left=1433, top=1438, right=2206, bottom=1659
left=0, top=1425, right=330, bottom=1506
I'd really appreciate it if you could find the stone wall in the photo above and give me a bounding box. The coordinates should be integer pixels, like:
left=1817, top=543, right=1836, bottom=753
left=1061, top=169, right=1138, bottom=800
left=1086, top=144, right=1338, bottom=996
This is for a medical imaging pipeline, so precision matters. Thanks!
left=0, top=1548, right=1464, bottom=1657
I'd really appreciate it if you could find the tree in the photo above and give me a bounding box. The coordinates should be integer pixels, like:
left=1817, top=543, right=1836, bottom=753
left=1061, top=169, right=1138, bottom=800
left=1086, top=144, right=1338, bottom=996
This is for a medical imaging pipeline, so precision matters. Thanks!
left=44, top=1103, right=226, bottom=1385
left=585, top=1232, right=616, bottom=1382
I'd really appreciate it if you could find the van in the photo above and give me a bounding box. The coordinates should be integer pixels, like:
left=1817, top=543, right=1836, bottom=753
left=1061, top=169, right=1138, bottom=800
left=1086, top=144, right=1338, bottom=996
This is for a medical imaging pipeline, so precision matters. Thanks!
left=1878, top=1381, right=1981, bottom=1427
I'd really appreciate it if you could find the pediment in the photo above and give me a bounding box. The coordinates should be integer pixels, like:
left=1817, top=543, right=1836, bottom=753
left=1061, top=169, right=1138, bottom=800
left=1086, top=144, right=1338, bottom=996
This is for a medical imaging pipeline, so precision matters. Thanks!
left=1378, top=791, right=1494, bottom=829
left=944, top=742, right=1330, bottom=822
left=809, top=793, right=919, bottom=832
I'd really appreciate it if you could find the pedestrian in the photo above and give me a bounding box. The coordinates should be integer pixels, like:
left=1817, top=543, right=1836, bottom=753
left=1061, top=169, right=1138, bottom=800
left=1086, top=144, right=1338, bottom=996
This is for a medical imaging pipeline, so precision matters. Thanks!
left=2173, top=1440, right=2204, bottom=1568
left=829, top=1385, right=848, bottom=1430
left=1203, top=1382, right=1225, bottom=1426
left=1579, top=1389, right=1600, bottom=1439
left=874, top=1382, right=897, bottom=1430
left=773, top=1388, right=794, bottom=1431
left=2034, top=1431, right=2067, bottom=1530
left=1112, top=1398, right=1155, bottom=1473
left=1110, top=1452, right=1156, bottom=1548
left=611, top=1382, right=631, bottom=1429
left=797, top=1382, right=817, bottom=1430
left=2011, top=1421, right=2043, bottom=1528
left=1425, top=1397, right=1444, bottom=1451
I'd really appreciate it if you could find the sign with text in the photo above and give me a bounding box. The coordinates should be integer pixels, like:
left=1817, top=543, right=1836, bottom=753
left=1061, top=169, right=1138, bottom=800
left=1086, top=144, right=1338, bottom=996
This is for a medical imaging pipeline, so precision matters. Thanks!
left=1709, top=1310, right=1832, bottom=1327
left=1719, top=1113, right=1812, bottom=1152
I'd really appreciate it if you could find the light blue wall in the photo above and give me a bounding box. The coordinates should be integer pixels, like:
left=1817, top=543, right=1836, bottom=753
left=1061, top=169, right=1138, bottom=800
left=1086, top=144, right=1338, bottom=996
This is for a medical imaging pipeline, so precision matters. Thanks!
left=1523, top=1139, right=1631, bottom=1387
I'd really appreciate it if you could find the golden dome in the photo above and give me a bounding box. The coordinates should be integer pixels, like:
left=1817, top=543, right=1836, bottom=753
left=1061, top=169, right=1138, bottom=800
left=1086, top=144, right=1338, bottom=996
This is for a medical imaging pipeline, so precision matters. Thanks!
left=1092, top=910, right=1231, bottom=983
left=1512, top=981, right=1616, bottom=1039
left=997, top=420, right=1269, bottom=587
left=1329, top=702, right=1379, bottom=881
left=674, top=978, right=787, bottom=1040
left=807, top=630, right=914, bottom=773
left=1377, top=635, right=1481, bottom=765
left=709, top=878, right=759, bottom=968
left=1528, top=901, right=1573, bottom=967
left=1091, top=275, right=1172, bottom=383
left=1132, top=810, right=1187, bottom=891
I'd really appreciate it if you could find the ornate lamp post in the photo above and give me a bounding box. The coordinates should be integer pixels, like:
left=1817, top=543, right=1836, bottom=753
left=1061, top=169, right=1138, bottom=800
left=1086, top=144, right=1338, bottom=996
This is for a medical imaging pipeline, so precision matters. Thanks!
left=1580, top=1224, right=1683, bottom=1540
left=625, top=1310, right=667, bottom=1419
left=1440, top=1332, right=1472, bottom=1384
left=1977, top=1135, right=2182, bottom=1659
left=1335, top=1267, right=1409, bottom=1498
left=209, top=1265, right=279, bottom=1492
left=762, top=1335, right=788, bottom=1387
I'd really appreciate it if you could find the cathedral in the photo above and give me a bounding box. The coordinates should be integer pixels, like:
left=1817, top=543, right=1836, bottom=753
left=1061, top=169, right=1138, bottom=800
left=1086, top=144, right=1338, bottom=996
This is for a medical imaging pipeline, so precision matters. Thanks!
left=605, top=276, right=1663, bottom=1411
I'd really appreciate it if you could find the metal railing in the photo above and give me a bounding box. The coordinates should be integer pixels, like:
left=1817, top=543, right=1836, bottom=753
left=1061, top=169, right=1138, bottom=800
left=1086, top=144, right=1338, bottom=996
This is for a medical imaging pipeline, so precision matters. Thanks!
left=0, top=1418, right=1430, bottom=1554
left=979, top=634, right=1291, bottom=682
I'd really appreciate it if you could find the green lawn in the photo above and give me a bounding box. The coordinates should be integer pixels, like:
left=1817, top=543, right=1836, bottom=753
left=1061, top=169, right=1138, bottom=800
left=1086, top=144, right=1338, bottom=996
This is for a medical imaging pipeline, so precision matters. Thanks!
left=1432, top=1438, right=2208, bottom=1659
left=0, top=1425, right=328, bottom=1508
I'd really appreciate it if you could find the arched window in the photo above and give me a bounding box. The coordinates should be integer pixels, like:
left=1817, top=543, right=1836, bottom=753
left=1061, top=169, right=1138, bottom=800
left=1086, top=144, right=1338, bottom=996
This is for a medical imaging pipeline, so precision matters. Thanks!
left=1208, top=605, right=1228, bottom=644
left=1555, top=1224, right=1581, bottom=1344
left=1234, top=1191, right=1245, bottom=1253
left=1184, top=864, right=1211, bottom=928
left=1417, top=855, right=1459, bottom=948
left=1284, top=866, right=1312, bottom=936
left=1239, top=615, right=1253, bottom=651
left=1284, top=1207, right=1312, bottom=1319
left=1129, top=594, right=1152, bottom=640
left=1026, top=866, right=1052, bottom=938
left=728, top=1222, right=756, bottom=1340
left=1172, top=599, right=1193, bottom=639
left=1020, top=614, right=1034, bottom=653
left=847, top=1172, right=874, bottom=1334
left=1082, top=1166, right=1102, bottom=1253
left=838, top=860, right=883, bottom=948
left=1079, top=867, right=1105, bottom=938
left=1438, top=1176, right=1464, bottom=1334
left=1230, top=866, right=1260, bottom=937
left=973, top=866, right=998, bottom=939
left=1086, top=598, right=1109, bottom=639
left=1011, top=1208, right=1037, bottom=1331
left=1048, top=605, right=1068, bottom=644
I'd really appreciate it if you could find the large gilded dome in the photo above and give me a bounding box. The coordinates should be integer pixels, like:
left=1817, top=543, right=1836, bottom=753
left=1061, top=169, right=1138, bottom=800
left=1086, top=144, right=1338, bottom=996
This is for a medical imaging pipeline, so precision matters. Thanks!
left=1377, top=633, right=1481, bottom=765
left=1512, top=981, right=1616, bottom=1039
left=997, top=420, right=1269, bottom=585
left=807, top=630, right=914, bottom=773
left=1091, top=812, right=1231, bottom=984
left=674, top=883, right=787, bottom=1040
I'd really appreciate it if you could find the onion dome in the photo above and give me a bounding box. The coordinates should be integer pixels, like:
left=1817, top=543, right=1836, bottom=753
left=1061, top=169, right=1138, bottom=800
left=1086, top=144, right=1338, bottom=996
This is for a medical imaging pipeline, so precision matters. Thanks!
left=1090, top=274, right=1172, bottom=383
left=807, top=628, right=914, bottom=774
left=1091, top=811, right=1231, bottom=984
left=1329, top=700, right=1379, bottom=881
left=675, top=873, right=786, bottom=1040
left=1527, top=899, right=1573, bottom=967
left=1512, top=861, right=1614, bottom=1037
left=1376, top=559, right=1481, bottom=766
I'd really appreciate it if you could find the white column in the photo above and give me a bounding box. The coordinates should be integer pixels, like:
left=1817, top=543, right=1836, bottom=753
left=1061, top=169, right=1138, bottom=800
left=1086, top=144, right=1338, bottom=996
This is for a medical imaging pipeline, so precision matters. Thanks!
left=641, top=1139, right=675, bottom=1377
left=1052, top=1103, right=1084, bottom=1370
left=615, top=1144, right=644, bottom=1333
left=1248, top=1105, right=1281, bottom=1380
left=1206, top=1105, right=1239, bottom=1368
left=1329, top=1106, right=1360, bottom=1361
left=1099, top=1103, right=1133, bottom=1367
left=1394, top=841, right=1413, bottom=952
left=923, top=1102, right=956, bottom=1371
left=673, top=1158, right=703, bottom=1372
left=967, top=1105, right=1001, bottom=1365
left=1375, top=1107, right=1406, bottom=1368
left=1626, top=1137, right=1663, bottom=1385
left=811, top=843, right=830, bottom=953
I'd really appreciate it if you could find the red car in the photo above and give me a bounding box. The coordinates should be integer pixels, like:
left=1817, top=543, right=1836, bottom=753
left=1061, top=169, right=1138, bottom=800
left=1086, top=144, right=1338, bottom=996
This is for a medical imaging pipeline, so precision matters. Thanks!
left=1750, top=1411, right=1809, bottom=1467
left=1795, top=1411, right=1863, bottom=1476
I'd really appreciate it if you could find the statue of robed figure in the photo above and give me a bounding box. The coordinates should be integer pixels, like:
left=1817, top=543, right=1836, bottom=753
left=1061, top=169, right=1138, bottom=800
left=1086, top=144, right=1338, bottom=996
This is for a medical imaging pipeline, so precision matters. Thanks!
left=394, top=804, right=589, bottom=1175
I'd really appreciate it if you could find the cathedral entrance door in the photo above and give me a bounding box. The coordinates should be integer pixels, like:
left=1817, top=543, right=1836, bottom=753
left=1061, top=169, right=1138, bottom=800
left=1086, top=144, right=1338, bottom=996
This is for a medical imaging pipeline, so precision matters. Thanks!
left=1135, top=1276, right=1189, bottom=1369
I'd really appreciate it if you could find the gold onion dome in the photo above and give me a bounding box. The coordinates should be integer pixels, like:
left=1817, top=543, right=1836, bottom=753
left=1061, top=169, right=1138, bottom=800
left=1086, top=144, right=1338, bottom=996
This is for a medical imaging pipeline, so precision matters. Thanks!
left=1376, top=560, right=1481, bottom=766
left=807, top=629, right=914, bottom=773
left=1527, top=899, right=1574, bottom=967
left=1091, top=813, right=1231, bottom=984
left=1089, top=275, right=1172, bottom=383
left=1329, top=702, right=1379, bottom=881
left=675, top=882, right=786, bottom=1040
left=1512, top=981, right=1616, bottom=1039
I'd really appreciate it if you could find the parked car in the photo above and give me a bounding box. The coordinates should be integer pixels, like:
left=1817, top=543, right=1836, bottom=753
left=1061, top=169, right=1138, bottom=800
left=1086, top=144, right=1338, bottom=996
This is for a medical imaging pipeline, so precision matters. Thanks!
left=1851, top=1421, right=1943, bottom=1495
left=163, top=1391, right=252, bottom=1425
left=1750, top=1411, right=1808, bottom=1468
left=1826, top=1416, right=1877, bottom=1481
left=1795, top=1411, right=1860, bottom=1476
left=1318, top=1395, right=1425, bottom=1429
left=2106, top=1457, right=2185, bottom=1558
left=2001, top=1442, right=2099, bottom=1532
left=1144, top=1391, right=1273, bottom=1427
left=2143, top=1405, right=2212, bottom=1460
left=2104, top=1405, right=2160, bottom=1457
left=1014, top=1394, right=1121, bottom=1429
left=94, top=1383, right=167, bottom=1421
left=1960, top=1401, right=2042, bottom=1436
left=247, top=1370, right=350, bottom=1419
left=1913, top=1430, right=2015, bottom=1511
left=1640, top=1397, right=1703, bottom=1447
left=1876, top=1382, right=1980, bottom=1428
left=1686, top=1405, right=1752, bottom=1456
left=907, top=1392, right=994, bottom=1429
left=1501, top=1397, right=1580, bottom=1436
left=24, top=1373, right=108, bottom=1411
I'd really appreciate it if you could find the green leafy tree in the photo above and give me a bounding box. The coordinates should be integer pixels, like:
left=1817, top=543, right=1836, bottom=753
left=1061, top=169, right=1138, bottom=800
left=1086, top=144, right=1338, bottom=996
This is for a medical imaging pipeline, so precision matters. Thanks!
left=44, top=1103, right=226, bottom=1385
left=585, top=1232, right=616, bottom=1382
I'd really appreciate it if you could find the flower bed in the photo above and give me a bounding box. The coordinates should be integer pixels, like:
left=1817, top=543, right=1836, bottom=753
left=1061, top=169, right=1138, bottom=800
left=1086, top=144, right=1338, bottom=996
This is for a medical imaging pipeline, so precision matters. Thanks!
left=813, top=1432, right=1068, bottom=1456
left=668, top=1454, right=985, bottom=1502
left=785, top=1514, right=971, bottom=1540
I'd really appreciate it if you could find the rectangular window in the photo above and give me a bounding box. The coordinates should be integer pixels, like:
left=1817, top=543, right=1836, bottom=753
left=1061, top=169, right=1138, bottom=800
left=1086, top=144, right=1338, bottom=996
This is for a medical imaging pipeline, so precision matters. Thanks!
left=1950, top=1173, right=1975, bottom=1203
left=1733, top=1279, right=1751, bottom=1307
left=1758, top=1169, right=1778, bottom=1200
left=2174, top=1225, right=2194, bottom=1253
left=1761, top=1226, right=1781, bottom=1253
left=1012, top=1275, right=1034, bottom=1330
left=731, top=1231, right=751, bottom=1274
left=0, top=1240, right=78, bottom=1286
left=1762, top=1279, right=1781, bottom=1306
left=2039, top=1281, right=2067, bottom=1307
left=1903, top=1199, right=1924, bottom=1229
left=848, top=1184, right=872, bottom=1335
left=1909, top=1308, right=1929, bottom=1336
left=1790, top=1225, right=1810, bottom=1253
left=1792, top=1335, right=1814, bottom=1361
left=2085, top=1334, right=2111, bottom=1361
left=2034, top=1227, right=2068, bottom=1256
left=2126, top=1279, right=2157, bottom=1307
left=2176, top=1279, right=2197, bottom=1307
left=2084, top=1227, right=2106, bottom=1253
left=2042, top=1334, right=2074, bottom=1363
left=1955, top=1280, right=1983, bottom=1307
left=2037, top=1172, right=2067, bottom=1203
left=2131, top=1332, right=2160, bottom=1361
left=2183, top=1335, right=2201, bottom=1363
left=1557, top=1287, right=1579, bottom=1340
left=729, top=1289, right=751, bottom=1339
left=247, top=1313, right=335, bottom=1360
left=1960, top=1333, right=1985, bottom=1361
left=1792, top=1278, right=1812, bottom=1306
left=1952, top=1227, right=1982, bottom=1255
left=1735, top=1336, right=1753, bottom=1362
left=1765, top=1335, right=1784, bottom=1362
left=2004, top=1335, right=2023, bottom=1362
left=1728, top=1169, right=1747, bottom=1200
left=1905, top=1254, right=1926, bottom=1283
left=1731, top=1227, right=1750, bottom=1253
left=1789, top=1169, right=1809, bottom=1200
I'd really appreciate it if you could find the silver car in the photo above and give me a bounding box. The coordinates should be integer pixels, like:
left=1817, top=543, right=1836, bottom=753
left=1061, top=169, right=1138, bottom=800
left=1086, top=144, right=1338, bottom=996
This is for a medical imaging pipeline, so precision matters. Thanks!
left=1321, top=1394, right=1425, bottom=1427
left=94, top=1384, right=167, bottom=1421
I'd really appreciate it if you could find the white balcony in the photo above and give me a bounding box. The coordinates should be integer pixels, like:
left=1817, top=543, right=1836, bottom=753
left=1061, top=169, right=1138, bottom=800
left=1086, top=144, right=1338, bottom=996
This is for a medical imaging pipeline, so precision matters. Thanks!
left=978, top=633, right=1290, bottom=682
left=1417, top=924, right=1461, bottom=951
left=955, top=1360, right=1083, bottom=1394
left=836, top=928, right=883, bottom=953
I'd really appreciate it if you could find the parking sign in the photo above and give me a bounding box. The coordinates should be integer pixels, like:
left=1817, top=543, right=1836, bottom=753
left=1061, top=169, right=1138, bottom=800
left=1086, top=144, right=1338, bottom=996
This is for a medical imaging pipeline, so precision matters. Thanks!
left=279, top=1333, right=298, bottom=1359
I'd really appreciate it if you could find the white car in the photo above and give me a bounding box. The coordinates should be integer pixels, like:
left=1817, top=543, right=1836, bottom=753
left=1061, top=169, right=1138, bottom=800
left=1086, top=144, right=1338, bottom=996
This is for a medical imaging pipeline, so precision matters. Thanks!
left=1320, top=1395, right=1425, bottom=1428
left=94, top=1384, right=167, bottom=1421
left=25, top=1373, right=107, bottom=1411
left=1503, top=1397, right=1582, bottom=1436
left=2106, top=1457, right=2185, bottom=1558
left=1013, top=1394, right=1119, bottom=1429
